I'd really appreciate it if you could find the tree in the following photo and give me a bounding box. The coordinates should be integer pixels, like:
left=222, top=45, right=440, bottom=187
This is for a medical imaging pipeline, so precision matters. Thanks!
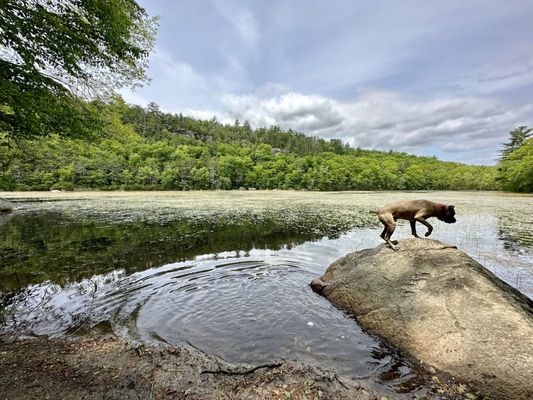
left=499, top=126, right=532, bottom=161
left=497, top=137, right=533, bottom=192
left=0, top=0, right=158, bottom=139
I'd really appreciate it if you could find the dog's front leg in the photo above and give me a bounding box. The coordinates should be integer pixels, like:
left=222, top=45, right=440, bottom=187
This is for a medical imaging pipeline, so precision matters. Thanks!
left=410, top=220, right=420, bottom=237
left=415, top=217, right=433, bottom=237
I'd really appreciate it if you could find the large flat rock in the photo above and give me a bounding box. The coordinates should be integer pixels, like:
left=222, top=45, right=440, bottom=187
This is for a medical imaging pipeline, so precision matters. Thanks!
left=311, top=238, right=533, bottom=400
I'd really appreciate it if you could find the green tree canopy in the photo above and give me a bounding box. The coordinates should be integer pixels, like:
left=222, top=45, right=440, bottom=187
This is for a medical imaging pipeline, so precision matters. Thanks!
left=497, top=126, right=533, bottom=192
left=0, top=99, right=500, bottom=192
left=0, top=0, right=158, bottom=139
left=499, top=126, right=532, bottom=160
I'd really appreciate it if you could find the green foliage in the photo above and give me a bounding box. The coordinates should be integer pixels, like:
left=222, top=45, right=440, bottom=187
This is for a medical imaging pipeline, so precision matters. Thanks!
left=499, top=126, right=532, bottom=161
left=0, top=0, right=158, bottom=139
left=0, top=99, right=499, bottom=192
left=497, top=129, right=533, bottom=192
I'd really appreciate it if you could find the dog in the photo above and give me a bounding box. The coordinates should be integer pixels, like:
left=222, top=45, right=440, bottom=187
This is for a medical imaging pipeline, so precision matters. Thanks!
left=377, top=200, right=456, bottom=251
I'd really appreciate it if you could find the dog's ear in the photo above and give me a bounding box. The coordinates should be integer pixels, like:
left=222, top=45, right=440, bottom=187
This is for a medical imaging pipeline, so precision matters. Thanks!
left=449, top=205, right=455, bottom=209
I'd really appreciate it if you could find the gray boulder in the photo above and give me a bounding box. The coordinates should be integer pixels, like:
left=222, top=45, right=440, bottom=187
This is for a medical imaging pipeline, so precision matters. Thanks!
left=311, top=238, right=533, bottom=400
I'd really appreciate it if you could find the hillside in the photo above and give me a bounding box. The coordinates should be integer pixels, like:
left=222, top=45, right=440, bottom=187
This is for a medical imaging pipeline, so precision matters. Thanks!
left=0, top=98, right=497, bottom=191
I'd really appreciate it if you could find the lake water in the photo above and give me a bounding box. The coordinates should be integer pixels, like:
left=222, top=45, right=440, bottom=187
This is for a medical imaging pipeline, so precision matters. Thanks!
left=1, top=191, right=532, bottom=395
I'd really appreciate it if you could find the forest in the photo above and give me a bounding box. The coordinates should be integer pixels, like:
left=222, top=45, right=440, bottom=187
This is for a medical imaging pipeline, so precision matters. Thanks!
left=0, top=0, right=530, bottom=193
left=1, top=97, right=512, bottom=192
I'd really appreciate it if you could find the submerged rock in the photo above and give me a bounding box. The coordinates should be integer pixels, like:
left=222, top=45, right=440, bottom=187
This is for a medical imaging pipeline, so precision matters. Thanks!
left=0, top=198, right=14, bottom=212
left=311, top=238, right=533, bottom=400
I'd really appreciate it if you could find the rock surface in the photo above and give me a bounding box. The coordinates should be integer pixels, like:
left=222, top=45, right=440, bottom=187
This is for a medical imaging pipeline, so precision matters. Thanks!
left=311, top=238, right=533, bottom=400
left=0, top=334, right=407, bottom=400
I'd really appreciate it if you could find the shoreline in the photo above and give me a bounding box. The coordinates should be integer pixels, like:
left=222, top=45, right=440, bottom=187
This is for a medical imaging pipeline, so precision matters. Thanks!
left=0, top=333, right=473, bottom=400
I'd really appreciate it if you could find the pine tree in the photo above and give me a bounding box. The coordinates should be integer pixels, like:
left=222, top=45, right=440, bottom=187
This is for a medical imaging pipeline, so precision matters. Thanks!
left=500, top=126, right=532, bottom=160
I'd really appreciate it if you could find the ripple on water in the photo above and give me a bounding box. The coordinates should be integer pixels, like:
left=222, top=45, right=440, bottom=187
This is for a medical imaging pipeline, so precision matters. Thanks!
left=0, top=232, right=431, bottom=394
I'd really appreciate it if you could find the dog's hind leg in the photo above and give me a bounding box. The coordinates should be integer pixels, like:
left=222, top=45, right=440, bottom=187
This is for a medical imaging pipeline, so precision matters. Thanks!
left=379, top=213, right=398, bottom=250
left=384, top=224, right=398, bottom=250
left=380, top=224, right=387, bottom=240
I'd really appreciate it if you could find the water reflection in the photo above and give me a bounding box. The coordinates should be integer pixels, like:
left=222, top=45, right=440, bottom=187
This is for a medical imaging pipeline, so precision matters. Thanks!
left=1, top=195, right=532, bottom=396
left=1, top=232, right=430, bottom=395
left=497, top=211, right=533, bottom=252
left=0, top=212, right=323, bottom=292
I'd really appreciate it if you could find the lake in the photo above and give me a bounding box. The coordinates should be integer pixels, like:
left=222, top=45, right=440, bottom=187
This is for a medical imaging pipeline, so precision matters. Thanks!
left=1, top=191, right=532, bottom=395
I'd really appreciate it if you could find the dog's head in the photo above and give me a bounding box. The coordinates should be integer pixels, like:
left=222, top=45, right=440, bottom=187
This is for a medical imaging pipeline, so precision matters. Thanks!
left=438, top=205, right=456, bottom=223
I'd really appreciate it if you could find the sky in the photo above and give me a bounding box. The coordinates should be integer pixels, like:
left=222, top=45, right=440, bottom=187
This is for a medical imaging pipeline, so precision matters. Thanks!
left=120, top=0, right=533, bottom=165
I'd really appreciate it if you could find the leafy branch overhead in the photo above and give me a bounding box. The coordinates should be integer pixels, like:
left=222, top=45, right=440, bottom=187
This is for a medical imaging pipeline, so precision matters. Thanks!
left=0, top=0, right=158, bottom=138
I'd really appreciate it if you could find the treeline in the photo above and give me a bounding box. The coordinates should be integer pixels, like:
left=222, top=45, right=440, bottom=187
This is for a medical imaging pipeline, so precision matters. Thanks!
left=0, top=99, right=498, bottom=191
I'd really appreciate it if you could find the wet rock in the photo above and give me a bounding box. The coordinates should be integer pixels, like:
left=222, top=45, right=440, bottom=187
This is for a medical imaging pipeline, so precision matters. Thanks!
left=311, top=238, right=533, bottom=400
left=0, top=198, right=14, bottom=212
left=310, top=277, right=324, bottom=292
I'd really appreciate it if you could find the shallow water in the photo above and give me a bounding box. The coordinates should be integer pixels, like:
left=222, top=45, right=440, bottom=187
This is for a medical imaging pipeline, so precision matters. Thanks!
left=1, top=191, right=532, bottom=395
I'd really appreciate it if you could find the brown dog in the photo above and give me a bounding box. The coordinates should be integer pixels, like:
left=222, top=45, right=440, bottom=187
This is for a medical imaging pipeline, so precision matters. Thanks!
left=378, top=200, right=456, bottom=250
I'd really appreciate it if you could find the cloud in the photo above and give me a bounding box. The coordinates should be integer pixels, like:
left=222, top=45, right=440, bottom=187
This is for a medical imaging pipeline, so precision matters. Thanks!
left=183, top=88, right=533, bottom=165
left=222, top=92, right=343, bottom=132
left=452, top=57, right=533, bottom=95
left=134, top=46, right=221, bottom=110
left=181, top=108, right=233, bottom=125
left=214, top=0, right=259, bottom=49
left=129, top=1, right=533, bottom=165
left=151, top=47, right=208, bottom=92
left=118, top=89, right=150, bottom=107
